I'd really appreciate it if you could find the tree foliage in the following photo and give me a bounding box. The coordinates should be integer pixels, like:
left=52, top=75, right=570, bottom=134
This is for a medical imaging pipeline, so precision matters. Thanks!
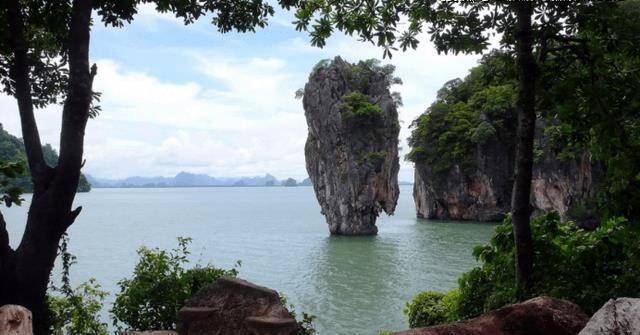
left=0, top=0, right=276, bottom=108
left=111, top=237, right=239, bottom=332
left=407, top=0, right=640, bottom=220
left=406, top=52, right=517, bottom=173
left=405, top=212, right=640, bottom=327
left=0, top=124, right=91, bottom=193
left=462, top=213, right=640, bottom=317
left=403, top=290, right=459, bottom=328
left=539, top=1, right=640, bottom=219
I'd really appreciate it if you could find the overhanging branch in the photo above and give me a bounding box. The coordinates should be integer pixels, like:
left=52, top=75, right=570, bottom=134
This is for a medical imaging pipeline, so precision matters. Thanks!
left=4, top=0, right=49, bottom=189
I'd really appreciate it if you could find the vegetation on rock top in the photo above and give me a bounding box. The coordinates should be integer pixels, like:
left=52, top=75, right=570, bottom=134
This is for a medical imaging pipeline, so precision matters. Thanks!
left=406, top=52, right=517, bottom=173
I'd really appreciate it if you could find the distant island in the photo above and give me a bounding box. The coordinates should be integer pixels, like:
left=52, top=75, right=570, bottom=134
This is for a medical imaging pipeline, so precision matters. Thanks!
left=86, top=172, right=314, bottom=188
left=86, top=172, right=414, bottom=188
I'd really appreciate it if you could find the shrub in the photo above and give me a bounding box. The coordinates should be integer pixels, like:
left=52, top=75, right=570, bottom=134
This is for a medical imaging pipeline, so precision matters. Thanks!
left=279, top=294, right=317, bottom=335
left=357, top=151, right=387, bottom=167
left=341, top=92, right=384, bottom=129
left=47, top=234, right=108, bottom=335
left=406, top=213, right=640, bottom=326
left=403, top=289, right=459, bottom=328
left=457, top=213, right=640, bottom=318
left=47, top=280, right=109, bottom=335
left=111, top=237, right=239, bottom=331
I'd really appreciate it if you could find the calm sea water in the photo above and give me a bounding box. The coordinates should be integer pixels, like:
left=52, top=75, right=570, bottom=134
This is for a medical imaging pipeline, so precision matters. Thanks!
left=3, top=185, right=495, bottom=334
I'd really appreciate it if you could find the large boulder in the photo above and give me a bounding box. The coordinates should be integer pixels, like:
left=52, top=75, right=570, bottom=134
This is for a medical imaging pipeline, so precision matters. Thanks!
left=0, top=305, right=32, bottom=335
left=393, top=297, right=588, bottom=335
left=178, top=277, right=298, bottom=335
left=579, top=298, right=640, bottom=335
left=303, top=57, right=400, bottom=235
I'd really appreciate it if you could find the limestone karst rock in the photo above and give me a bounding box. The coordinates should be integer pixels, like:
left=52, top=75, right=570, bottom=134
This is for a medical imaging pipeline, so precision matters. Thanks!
left=412, top=120, right=597, bottom=225
left=303, top=57, right=400, bottom=235
left=407, top=60, right=598, bottom=226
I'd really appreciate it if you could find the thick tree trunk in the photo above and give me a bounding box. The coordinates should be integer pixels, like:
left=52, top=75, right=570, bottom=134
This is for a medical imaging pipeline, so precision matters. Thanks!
left=0, top=1, right=94, bottom=334
left=512, top=3, right=536, bottom=298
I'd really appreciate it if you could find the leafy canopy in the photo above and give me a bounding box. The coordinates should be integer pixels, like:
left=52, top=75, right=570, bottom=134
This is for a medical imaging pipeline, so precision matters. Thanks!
left=280, top=1, right=613, bottom=58
left=0, top=0, right=276, bottom=110
left=406, top=52, right=517, bottom=172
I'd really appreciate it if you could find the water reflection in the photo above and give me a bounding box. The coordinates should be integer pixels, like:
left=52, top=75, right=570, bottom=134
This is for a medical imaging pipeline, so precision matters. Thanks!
left=304, top=235, right=403, bottom=334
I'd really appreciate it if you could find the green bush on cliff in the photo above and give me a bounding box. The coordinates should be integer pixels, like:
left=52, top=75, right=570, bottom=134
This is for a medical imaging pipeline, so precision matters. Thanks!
left=405, top=213, right=640, bottom=328
left=406, top=53, right=517, bottom=173
left=111, top=237, right=239, bottom=331
left=341, top=92, right=385, bottom=129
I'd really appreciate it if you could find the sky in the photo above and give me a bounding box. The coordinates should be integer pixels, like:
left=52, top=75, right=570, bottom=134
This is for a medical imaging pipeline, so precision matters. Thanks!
left=0, top=5, right=481, bottom=181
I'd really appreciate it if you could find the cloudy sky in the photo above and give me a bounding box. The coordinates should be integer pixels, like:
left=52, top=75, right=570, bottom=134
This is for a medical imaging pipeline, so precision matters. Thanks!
left=0, top=5, right=481, bottom=181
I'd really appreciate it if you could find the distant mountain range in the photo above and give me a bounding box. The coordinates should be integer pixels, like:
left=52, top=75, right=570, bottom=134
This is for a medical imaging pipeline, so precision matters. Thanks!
left=86, top=172, right=313, bottom=188
left=86, top=172, right=413, bottom=188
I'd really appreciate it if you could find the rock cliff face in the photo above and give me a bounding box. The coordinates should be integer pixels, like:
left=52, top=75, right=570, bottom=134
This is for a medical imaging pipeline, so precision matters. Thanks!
left=409, top=53, right=598, bottom=225
left=413, top=124, right=597, bottom=223
left=303, top=57, right=400, bottom=235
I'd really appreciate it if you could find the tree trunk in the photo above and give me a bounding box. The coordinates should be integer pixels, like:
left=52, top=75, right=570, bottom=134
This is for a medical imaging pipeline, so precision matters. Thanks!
left=512, top=3, right=536, bottom=298
left=0, top=0, right=95, bottom=334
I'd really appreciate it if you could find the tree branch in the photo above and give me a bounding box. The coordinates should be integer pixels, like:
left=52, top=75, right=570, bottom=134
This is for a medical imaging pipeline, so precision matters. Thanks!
left=4, top=0, right=49, bottom=190
left=54, top=0, right=94, bottom=208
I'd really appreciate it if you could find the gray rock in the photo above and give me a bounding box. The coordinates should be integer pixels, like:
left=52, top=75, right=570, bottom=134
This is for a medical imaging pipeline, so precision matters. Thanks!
left=413, top=117, right=598, bottom=225
left=579, top=298, right=640, bottom=335
left=303, top=57, right=400, bottom=235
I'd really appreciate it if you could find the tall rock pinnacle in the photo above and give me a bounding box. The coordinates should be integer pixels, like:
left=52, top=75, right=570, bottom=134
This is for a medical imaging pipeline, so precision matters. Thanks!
left=302, top=57, right=400, bottom=235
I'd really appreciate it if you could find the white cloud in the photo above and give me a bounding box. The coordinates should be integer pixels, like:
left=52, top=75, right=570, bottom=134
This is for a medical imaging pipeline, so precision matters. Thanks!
left=278, top=33, right=481, bottom=181
left=0, top=23, right=482, bottom=182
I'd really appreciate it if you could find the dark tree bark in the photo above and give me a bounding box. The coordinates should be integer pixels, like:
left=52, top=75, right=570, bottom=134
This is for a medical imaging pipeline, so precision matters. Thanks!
left=1, top=0, right=95, bottom=334
left=512, top=3, right=536, bottom=298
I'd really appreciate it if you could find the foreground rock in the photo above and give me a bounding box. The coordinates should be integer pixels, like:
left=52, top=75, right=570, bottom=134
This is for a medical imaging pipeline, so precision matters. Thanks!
left=178, top=277, right=298, bottom=335
left=393, top=297, right=588, bottom=335
left=303, top=57, right=400, bottom=235
left=579, top=298, right=640, bottom=335
left=0, top=305, right=32, bottom=335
